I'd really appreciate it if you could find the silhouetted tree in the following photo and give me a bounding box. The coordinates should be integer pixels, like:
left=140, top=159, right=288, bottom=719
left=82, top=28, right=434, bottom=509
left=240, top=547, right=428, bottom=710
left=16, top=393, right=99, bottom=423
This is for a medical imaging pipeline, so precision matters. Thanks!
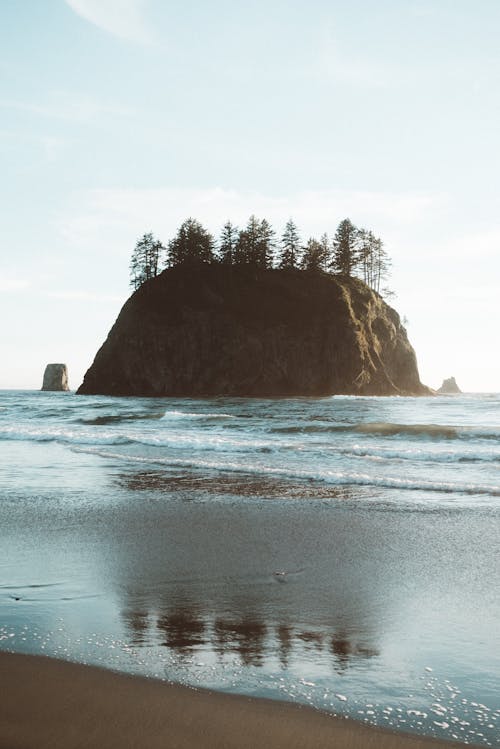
left=330, top=218, right=359, bottom=276
left=357, top=228, right=392, bottom=295
left=234, top=216, right=275, bottom=268
left=318, top=232, right=331, bottom=270
left=167, top=218, right=215, bottom=266
left=258, top=218, right=275, bottom=268
left=301, top=237, right=328, bottom=271
left=130, top=231, right=165, bottom=290
left=278, top=219, right=301, bottom=269
left=218, top=221, right=239, bottom=265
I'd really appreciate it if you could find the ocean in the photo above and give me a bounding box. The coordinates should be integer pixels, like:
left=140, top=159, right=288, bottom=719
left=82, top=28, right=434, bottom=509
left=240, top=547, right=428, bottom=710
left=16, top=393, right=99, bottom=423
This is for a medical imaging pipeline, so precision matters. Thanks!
left=1, top=390, right=499, bottom=746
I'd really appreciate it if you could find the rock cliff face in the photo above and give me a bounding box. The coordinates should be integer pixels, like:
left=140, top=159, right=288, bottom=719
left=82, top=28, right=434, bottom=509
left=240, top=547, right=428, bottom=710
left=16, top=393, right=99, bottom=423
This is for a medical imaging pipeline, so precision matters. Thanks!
left=42, top=363, right=70, bottom=391
left=77, top=265, right=430, bottom=397
left=437, top=377, right=461, bottom=394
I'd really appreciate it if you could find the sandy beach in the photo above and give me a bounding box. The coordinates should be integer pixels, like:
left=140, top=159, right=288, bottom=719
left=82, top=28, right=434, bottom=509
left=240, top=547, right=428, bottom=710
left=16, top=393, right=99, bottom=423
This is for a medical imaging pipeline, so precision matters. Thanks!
left=0, top=652, right=476, bottom=749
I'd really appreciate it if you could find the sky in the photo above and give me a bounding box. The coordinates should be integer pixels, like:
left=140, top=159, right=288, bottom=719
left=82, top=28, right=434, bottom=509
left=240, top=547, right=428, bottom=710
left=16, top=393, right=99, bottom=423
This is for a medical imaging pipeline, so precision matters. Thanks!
left=1, top=0, right=499, bottom=392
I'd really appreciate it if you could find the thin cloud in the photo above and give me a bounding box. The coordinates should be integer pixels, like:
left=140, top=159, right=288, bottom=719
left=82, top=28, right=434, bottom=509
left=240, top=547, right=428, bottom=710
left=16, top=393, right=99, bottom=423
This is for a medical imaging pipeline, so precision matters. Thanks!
left=64, top=0, right=154, bottom=45
left=0, top=277, right=30, bottom=292
left=57, top=186, right=445, bottom=254
left=0, top=91, right=133, bottom=122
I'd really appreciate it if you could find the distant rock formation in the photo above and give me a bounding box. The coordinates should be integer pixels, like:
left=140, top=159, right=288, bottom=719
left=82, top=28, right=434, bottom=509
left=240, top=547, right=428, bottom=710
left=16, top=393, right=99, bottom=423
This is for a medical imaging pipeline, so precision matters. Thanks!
left=78, top=265, right=431, bottom=398
left=437, top=377, right=461, bottom=394
left=42, top=363, right=69, bottom=392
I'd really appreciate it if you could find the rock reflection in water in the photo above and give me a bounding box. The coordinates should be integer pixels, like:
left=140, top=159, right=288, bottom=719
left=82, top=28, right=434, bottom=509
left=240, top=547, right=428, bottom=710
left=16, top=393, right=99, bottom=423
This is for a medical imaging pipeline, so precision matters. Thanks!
left=157, top=606, right=206, bottom=652
left=213, top=618, right=267, bottom=666
left=121, top=598, right=379, bottom=672
left=118, top=470, right=355, bottom=500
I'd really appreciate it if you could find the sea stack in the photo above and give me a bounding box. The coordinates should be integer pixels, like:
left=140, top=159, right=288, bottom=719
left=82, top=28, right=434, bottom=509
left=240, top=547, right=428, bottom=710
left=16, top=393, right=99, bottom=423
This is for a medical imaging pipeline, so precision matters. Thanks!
left=41, top=363, right=70, bottom=392
left=78, top=263, right=433, bottom=397
left=78, top=265, right=431, bottom=398
left=437, top=376, right=461, bottom=394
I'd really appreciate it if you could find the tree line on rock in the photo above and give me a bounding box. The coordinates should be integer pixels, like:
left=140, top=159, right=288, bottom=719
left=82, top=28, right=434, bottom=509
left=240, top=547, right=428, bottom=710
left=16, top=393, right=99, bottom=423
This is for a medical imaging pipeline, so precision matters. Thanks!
left=130, top=216, right=393, bottom=296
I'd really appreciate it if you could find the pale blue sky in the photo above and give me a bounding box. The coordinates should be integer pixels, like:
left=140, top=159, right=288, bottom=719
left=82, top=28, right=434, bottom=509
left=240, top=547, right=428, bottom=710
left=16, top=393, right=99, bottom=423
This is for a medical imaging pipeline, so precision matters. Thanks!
left=1, top=0, right=499, bottom=391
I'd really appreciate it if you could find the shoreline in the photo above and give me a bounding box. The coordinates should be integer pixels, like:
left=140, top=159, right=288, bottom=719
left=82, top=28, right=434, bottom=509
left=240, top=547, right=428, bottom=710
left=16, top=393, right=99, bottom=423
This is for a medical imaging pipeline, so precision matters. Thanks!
left=0, top=652, right=475, bottom=749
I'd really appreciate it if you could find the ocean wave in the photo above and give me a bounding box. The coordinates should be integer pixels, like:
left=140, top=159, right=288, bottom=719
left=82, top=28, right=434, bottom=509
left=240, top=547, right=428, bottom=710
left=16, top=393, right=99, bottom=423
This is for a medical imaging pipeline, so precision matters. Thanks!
left=71, top=447, right=500, bottom=498
left=0, top=425, right=132, bottom=447
left=273, top=422, right=500, bottom=441
left=75, top=413, right=165, bottom=425
left=338, top=444, right=500, bottom=464
left=272, top=425, right=350, bottom=434
left=0, top=424, right=279, bottom=453
left=355, top=423, right=500, bottom=440
left=161, top=410, right=236, bottom=420
left=127, top=431, right=280, bottom=452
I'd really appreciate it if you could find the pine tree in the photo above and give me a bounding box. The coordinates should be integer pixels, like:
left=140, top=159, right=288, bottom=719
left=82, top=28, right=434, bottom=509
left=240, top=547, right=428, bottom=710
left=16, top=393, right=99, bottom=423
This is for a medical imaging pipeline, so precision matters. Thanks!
left=357, top=229, right=375, bottom=287
left=373, top=236, right=392, bottom=295
left=301, top=234, right=330, bottom=271
left=218, top=221, right=239, bottom=265
left=330, top=218, right=359, bottom=276
left=300, top=234, right=330, bottom=271
left=233, top=215, right=258, bottom=265
left=257, top=218, right=275, bottom=268
left=129, top=232, right=165, bottom=290
left=234, top=216, right=275, bottom=268
left=167, top=218, right=215, bottom=266
left=300, top=238, right=321, bottom=271
left=356, top=228, right=392, bottom=295
left=318, top=233, right=331, bottom=270
left=278, top=219, right=301, bottom=269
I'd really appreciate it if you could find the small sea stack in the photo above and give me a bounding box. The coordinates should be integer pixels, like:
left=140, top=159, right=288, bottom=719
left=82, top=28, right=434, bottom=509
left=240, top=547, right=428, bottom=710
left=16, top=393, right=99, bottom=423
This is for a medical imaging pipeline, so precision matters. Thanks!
left=437, top=377, right=461, bottom=394
left=41, top=363, right=70, bottom=392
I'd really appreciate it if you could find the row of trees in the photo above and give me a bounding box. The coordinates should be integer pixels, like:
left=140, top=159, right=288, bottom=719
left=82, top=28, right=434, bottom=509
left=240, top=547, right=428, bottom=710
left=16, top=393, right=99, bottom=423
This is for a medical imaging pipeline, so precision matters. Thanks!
left=130, top=217, right=392, bottom=296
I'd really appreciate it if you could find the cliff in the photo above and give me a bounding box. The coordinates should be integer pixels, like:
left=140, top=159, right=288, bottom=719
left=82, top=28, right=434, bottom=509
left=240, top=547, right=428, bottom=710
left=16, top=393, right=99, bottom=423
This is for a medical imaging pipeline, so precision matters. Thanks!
left=77, top=265, right=430, bottom=397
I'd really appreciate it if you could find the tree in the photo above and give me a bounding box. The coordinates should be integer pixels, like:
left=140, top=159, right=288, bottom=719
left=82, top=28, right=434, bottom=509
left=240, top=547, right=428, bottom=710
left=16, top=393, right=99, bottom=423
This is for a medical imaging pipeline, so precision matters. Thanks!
left=357, top=229, right=375, bottom=287
left=318, top=233, right=332, bottom=270
left=373, top=235, right=392, bottom=296
left=218, top=221, right=239, bottom=265
left=167, top=218, right=215, bottom=266
left=357, top=228, right=392, bottom=295
left=234, top=216, right=275, bottom=268
left=130, top=232, right=165, bottom=290
left=330, top=218, right=359, bottom=276
left=257, top=218, right=275, bottom=268
left=301, top=237, right=329, bottom=271
left=278, top=219, right=301, bottom=269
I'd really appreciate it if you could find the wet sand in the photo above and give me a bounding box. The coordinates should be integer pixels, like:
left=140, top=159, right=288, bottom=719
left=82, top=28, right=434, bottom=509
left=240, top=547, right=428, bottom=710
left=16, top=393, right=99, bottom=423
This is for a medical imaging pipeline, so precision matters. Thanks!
left=0, top=652, right=473, bottom=749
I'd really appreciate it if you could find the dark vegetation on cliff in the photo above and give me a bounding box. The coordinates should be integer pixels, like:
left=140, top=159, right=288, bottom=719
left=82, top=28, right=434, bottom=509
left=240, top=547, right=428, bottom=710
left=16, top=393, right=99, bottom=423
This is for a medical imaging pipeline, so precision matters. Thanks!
left=77, top=264, right=429, bottom=398
left=130, top=216, right=392, bottom=298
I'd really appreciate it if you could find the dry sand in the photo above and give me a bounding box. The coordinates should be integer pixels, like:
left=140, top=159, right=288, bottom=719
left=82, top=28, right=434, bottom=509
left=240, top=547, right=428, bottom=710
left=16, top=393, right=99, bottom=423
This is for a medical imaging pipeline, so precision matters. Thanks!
left=0, top=652, right=473, bottom=749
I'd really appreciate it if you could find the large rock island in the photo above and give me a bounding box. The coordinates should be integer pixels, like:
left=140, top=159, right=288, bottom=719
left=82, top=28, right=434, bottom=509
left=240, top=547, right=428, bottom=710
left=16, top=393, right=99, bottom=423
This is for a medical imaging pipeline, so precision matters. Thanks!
left=78, top=265, right=430, bottom=397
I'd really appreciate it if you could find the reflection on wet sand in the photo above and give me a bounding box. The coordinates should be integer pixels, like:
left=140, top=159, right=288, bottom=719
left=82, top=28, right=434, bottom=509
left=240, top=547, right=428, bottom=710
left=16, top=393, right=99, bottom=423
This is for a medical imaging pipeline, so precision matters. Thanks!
left=104, top=472, right=386, bottom=678
left=121, top=598, right=379, bottom=672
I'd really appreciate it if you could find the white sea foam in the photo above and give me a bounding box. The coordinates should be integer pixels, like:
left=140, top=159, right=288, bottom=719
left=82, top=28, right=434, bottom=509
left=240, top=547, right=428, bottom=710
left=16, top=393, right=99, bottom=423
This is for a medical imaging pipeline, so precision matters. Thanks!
left=71, top=447, right=500, bottom=497
left=338, top=444, right=500, bottom=464
left=161, top=410, right=235, bottom=420
left=0, top=425, right=132, bottom=447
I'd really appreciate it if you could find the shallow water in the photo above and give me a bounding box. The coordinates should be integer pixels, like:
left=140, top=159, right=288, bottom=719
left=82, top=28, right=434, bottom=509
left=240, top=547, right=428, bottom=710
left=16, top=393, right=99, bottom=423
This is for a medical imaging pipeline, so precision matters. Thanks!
left=1, top=390, right=499, bottom=746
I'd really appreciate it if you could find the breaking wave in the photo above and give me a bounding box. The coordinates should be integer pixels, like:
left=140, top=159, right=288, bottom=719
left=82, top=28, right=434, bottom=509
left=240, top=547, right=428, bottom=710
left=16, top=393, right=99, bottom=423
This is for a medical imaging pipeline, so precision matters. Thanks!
left=337, top=444, right=500, bottom=464
left=273, top=422, right=500, bottom=441
left=72, top=447, right=500, bottom=498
